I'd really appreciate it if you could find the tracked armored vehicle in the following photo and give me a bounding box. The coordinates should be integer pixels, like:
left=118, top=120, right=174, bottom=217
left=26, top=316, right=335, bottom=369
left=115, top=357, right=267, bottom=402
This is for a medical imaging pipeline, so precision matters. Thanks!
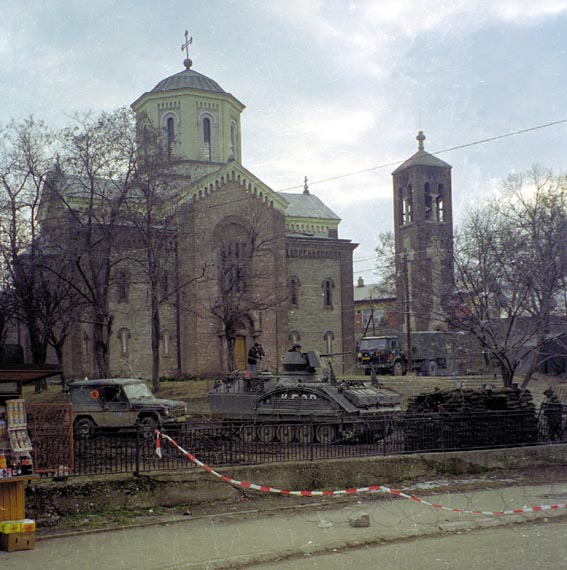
left=209, top=349, right=401, bottom=444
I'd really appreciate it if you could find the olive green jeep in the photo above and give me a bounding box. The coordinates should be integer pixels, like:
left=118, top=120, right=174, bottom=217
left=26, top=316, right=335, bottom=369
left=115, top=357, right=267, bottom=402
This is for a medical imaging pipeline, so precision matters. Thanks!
left=68, top=378, right=187, bottom=438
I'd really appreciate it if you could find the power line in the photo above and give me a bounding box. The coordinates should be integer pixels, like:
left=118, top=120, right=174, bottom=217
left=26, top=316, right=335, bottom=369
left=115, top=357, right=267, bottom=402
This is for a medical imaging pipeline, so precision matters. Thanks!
left=277, top=118, right=567, bottom=192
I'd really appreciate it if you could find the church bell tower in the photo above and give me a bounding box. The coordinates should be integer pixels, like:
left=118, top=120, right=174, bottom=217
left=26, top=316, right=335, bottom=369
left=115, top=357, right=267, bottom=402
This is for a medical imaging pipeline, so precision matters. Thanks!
left=392, top=131, right=454, bottom=332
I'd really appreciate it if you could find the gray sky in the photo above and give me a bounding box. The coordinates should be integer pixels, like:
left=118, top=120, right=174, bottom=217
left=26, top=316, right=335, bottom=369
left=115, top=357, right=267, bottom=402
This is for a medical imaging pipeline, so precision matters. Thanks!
left=2, top=0, right=567, bottom=282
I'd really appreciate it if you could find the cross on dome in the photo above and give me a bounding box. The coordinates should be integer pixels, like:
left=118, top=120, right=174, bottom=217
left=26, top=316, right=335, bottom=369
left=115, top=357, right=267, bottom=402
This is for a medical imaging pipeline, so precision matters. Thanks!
left=416, top=130, right=426, bottom=151
left=181, top=30, right=193, bottom=69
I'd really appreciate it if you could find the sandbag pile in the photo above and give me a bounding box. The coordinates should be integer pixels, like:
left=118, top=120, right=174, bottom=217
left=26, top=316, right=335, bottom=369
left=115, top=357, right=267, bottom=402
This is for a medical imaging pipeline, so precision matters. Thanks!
left=403, top=386, right=538, bottom=451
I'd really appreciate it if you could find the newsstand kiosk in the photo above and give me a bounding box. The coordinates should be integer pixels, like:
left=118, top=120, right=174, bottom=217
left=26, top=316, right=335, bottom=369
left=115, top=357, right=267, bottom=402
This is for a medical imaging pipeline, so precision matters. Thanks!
left=0, top=366, right=59, bottom=551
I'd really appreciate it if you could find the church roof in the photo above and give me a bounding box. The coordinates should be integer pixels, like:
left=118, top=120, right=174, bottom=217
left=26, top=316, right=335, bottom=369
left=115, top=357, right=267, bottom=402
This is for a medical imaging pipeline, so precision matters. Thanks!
left=151, top=68, right=226, bottom=94
left=392, top=131, right=451, bottom=175
left=279, top=192, right=340, bottom=221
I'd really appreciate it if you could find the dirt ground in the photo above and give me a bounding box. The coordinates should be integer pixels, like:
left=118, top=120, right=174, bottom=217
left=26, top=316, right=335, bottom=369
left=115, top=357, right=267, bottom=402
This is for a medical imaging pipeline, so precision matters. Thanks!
left=33, top=462, right=567, bottom=538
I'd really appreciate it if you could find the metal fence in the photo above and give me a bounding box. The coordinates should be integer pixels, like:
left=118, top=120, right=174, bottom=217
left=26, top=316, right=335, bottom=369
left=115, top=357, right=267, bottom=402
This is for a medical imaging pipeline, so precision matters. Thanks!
left=30, top=409, right=566, bottom=478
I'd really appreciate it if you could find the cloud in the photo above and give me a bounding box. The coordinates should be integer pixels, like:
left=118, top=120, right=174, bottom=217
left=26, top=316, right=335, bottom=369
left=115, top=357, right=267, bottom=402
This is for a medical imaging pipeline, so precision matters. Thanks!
left=265, top=0, right=567, bottom=81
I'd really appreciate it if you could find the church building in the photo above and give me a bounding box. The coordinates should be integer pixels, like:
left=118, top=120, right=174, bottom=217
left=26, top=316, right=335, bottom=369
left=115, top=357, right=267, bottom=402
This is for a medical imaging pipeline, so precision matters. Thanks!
left=40, top=48, right=356, bottom=378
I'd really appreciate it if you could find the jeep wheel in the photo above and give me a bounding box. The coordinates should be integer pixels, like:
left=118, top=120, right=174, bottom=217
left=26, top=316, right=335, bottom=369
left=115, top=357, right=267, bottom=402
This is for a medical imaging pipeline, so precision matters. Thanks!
left=74, top=417, right=96, bottom=439
left=138, top=416, right=158, bottom=439
left=392, top=361, right=404, bottom=376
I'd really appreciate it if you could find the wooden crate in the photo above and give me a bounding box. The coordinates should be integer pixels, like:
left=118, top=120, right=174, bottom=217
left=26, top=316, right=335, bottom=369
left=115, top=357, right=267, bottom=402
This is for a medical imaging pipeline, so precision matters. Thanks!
left=0, top=531, right=35, bottom=552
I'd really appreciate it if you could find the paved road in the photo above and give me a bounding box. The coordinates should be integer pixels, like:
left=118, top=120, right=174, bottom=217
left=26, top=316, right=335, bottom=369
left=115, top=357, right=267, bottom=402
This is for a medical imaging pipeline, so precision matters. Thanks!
left=252, top=519, right=567, bottom=570
left=1, top=481, right=566, bottom=570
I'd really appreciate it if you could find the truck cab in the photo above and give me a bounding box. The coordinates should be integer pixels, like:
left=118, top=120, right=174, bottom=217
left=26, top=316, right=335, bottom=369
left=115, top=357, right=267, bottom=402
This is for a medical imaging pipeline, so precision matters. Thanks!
left=357, top=336, right=405, bottom=376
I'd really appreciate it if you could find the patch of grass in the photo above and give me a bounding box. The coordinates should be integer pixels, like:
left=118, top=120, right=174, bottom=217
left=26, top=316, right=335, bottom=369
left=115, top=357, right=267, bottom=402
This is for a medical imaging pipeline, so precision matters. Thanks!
left=22, top=378, right=212, bottom=404
left=157, top=379, right=211, bottom=400
left=23, top=383, right=68, bottom=404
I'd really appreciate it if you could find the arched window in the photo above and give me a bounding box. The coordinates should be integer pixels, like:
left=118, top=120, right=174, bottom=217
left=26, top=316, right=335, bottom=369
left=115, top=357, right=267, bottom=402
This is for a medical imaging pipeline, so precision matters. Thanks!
left=218, top=223, right=249, bottom=295
left=424, top=182, right=432, bottom=221
left=118, top=328, right=130, bottom=356
left=289, top=330, right=301, bottom=345
left=403, top=185, right=413, bottom=224
left=142, top=123, right=149, bottom=157
left=437, top=184, right=445, bottom=222
left=322, top=278, right=334, bottom=309
left=161, top=271, right=169, bottom=301
left=436, top=196, right=445, bottom=222
left=82, top=331, right=89, bottom=357
left=203, top=117, right=211, bottom=161
left=398, top=188, right=404, bottom=226
left=230, top=121, right=237, bottom=160
left=167, top=117, right=175, bottom=158
left=117, top=272, right=128, bottom=304
left=161, top=331, right=171, bottom=357
left=288, top=276, right=300, bottom=307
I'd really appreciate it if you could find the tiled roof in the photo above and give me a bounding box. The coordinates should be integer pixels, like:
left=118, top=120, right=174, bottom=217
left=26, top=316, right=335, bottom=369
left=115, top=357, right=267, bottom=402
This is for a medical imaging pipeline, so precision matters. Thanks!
left=279, top=192, right=340, bottom=221
left=151, top=69, right=225, bottom=94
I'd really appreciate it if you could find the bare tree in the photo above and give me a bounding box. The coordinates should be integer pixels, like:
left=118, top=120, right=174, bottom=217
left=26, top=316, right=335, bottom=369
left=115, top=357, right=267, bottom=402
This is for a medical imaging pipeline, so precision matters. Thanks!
left=47, top=108, right=137, bottom=377
left=444, top=166, right=567, bottom=387
left=374, top=230, right=396, bottom=296
left=0, top=117, right=57, bottom=364
left=123, top=121, right=186, bottom=392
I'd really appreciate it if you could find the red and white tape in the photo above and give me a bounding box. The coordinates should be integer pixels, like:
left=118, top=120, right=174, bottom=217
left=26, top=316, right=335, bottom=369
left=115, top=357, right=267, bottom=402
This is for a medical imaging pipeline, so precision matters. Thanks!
left=155, top=431, right=567, bottom=517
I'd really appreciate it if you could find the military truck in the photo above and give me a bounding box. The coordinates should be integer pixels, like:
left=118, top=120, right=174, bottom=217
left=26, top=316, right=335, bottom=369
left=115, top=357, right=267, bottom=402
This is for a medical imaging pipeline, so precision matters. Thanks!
left=357, top=331, right=472, bottom=376
left=68, top=378, right=188, bottom=438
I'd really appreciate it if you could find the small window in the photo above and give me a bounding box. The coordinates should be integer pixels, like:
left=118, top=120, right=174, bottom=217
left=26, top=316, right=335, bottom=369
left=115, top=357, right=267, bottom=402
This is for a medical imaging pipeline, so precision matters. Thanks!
left=203, top=117, right=211, bottom=161
left=288, top=276, right=300, bottom=307
left=117, top=272, right=129, bottom=304
left=324, top=331, right=335, bottom=355
left=424, top=183, right=432, bottom=221
left=104, top=386, right=124, bottom=404
left=161, top=271, right=169, bottom=301
left=167, top=117, right=175, bottom=158
left=403, top=185, right=413, bottom=224
left=322, top=278, right=334, bottom=309
left=437, top=184, right=445, bottom=222
left=162, top=331, right=171, bottom=356
left=289, top=331, right=301, bottom=344
left=118, top=328, right=130, bottom=356
left=230, top=121, right=237, bottom=159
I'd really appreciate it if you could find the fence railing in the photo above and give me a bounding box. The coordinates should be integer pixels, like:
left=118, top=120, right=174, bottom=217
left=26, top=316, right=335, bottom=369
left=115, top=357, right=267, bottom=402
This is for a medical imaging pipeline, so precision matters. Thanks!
left=30, top=408, right=567, bottom=478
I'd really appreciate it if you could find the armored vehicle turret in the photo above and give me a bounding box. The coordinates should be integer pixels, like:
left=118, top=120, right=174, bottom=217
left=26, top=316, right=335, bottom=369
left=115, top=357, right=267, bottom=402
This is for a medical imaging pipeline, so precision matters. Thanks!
left=208, top=349, right=401, bottom=444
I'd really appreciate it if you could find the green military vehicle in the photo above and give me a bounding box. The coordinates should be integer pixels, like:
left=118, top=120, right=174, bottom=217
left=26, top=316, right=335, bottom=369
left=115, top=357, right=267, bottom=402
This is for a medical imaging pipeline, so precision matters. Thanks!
left=68, top=378, right=188, bottom=438
left=357, top=331, right=474, bottom=376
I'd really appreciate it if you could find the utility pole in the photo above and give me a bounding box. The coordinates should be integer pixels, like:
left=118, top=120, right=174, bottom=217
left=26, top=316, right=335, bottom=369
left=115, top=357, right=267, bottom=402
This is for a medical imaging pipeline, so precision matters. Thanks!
left=174, top=238, right=182, bottom=377
left=403, top=254, right=413, bottom=373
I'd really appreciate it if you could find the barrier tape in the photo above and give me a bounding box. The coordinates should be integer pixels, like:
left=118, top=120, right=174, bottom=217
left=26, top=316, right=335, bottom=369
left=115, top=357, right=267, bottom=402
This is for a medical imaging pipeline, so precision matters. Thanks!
left=155, top=431, right=567, bottom=517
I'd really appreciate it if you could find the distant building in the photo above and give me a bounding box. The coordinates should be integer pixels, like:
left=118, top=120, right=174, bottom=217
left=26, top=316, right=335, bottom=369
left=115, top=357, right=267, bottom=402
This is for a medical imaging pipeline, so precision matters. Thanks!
left=353, top=277, right=400, bottom=343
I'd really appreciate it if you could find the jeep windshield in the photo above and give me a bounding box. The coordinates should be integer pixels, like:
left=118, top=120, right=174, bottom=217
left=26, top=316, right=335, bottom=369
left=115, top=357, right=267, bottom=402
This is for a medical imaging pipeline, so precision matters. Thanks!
left=123, top=383, right=154, bottom=400
left=359, top=338, right=387, bottom=351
